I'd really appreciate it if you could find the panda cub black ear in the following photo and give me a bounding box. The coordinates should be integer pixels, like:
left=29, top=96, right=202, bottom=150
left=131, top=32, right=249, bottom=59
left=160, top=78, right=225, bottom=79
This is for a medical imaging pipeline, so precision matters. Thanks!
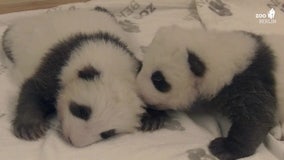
left=78, top=65, right=100, bottom=80
left=187, top=49, right=206, bottom=77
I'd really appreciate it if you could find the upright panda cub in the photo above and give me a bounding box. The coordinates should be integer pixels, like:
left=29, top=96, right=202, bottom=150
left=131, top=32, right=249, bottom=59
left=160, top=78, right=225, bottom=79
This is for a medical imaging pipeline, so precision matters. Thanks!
left=137, top=25, right=284, bottom=160
left=1, top=8, right=145, bottom=147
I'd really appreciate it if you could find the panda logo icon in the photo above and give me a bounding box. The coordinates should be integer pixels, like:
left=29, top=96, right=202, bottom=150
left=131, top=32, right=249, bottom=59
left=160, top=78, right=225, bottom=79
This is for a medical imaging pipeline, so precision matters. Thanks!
left=267, top=8, right=275, bottom=19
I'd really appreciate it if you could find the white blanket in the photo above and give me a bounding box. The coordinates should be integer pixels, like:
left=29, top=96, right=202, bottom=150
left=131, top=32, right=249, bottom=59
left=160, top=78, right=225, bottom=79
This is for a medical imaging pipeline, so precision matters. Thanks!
left=0, top=0, right=283, bottom=160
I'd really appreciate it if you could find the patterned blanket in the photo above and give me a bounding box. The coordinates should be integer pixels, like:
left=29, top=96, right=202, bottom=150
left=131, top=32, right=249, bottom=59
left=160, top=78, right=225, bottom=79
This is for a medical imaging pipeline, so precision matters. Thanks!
left=0, top=0, right=283, bottom=159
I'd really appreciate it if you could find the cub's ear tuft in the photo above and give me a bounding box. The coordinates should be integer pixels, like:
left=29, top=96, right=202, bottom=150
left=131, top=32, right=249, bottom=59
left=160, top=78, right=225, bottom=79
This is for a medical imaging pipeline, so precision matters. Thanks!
left=187, top=49, right=206, bottom=77
left=78, top=65, right=100, bottom=80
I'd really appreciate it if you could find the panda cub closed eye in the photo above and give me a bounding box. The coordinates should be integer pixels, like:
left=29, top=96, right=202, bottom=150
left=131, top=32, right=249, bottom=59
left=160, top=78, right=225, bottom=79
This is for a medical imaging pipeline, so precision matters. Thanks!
left=151, top=71, right=171, bottom=92
left=69, top=102, right=92, bottom=121
left=100, top=129, right=116, bottom=139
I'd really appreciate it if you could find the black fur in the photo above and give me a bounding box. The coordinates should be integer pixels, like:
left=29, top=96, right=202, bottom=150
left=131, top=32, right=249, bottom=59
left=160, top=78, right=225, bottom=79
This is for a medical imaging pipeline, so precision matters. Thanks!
left=100, top=129, right=116, bottom=139
left=69, top=102, right=92, bottom=121
left=94, top=6, right=115, bottom=17
left=151, top=71, right=171, bottom=92
left=187, top=49, right=206, bottom=77
left=13, top=32, right=140, bottom=140
left=78, top=65, right=100, bottom=80
left=207, top=33, right=276, bottom=160
left=2, top=28, right=14, bottom=63
left=140, top=107, right=169, bottom=131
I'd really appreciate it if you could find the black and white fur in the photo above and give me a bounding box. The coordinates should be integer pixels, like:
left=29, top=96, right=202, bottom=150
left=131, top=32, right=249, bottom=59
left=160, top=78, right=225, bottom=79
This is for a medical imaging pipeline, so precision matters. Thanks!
left=137, top=25, right=284, bottom=160
left=1, top=8, right=145, bottom=147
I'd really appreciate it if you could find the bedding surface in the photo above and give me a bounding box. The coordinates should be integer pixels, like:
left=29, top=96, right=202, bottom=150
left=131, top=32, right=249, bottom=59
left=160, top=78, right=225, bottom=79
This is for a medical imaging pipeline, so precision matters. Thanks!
left=0, top=0, right=283, bottom=160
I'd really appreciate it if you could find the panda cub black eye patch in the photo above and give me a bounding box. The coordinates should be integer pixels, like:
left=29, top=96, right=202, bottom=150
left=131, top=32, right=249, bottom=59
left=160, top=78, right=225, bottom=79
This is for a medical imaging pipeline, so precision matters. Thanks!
left=151, top=71, right=171, bottom=93
left=69, top=102, right=92, bottom=121
left=187, top=49, right=206, bottom=77
left=78, top=65, right=100, bottom=80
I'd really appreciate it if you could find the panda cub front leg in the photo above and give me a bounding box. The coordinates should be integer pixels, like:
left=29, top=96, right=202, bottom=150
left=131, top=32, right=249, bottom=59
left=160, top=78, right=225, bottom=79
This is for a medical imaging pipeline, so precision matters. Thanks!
left=209, top=121, right=273, bottom=160
left=208, top=82, right=276, bottom=160
left=140, top=107, right=170, bottom=131
left=13, top=78, right=55, bottom=140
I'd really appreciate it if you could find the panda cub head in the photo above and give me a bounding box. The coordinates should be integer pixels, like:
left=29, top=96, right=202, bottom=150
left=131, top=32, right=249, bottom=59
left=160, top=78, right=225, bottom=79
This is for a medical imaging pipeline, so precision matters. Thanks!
left=55, top=34, right=144, bottom=147
left=2, top=9, right=145, bottom=148
left=137, top=25, right=257, bottom=110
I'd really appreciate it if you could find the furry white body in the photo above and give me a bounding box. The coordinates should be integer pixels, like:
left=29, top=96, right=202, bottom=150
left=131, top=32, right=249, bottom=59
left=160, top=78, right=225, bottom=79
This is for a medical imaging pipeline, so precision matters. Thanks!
left=2, top=10, right=144, bottom=147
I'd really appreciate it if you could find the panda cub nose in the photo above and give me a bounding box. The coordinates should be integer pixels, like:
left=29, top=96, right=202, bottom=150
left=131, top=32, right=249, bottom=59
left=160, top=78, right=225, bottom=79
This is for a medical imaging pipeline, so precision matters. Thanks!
left=100, top=129, right=116, bottom=139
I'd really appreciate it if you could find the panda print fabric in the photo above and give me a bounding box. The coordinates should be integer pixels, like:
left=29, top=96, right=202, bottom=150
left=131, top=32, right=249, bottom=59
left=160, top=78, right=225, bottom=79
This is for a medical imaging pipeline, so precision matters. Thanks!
left=2, top=8, right=147, bottom=147
left=137, top=25, right=284, bottom=160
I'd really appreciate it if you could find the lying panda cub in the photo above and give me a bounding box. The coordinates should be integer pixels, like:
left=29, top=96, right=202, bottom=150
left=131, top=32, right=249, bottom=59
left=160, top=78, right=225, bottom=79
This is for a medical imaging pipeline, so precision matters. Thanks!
left=1, top=8, right=146, bottom=147
left=137, top=26, right=284, bottom=160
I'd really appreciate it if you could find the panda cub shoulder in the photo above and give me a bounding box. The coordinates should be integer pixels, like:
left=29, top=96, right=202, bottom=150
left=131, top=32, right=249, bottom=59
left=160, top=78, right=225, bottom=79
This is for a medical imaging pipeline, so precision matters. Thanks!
left=2, top=8, right=145, bottom=147
left=137, top=25, right=282, bottom=159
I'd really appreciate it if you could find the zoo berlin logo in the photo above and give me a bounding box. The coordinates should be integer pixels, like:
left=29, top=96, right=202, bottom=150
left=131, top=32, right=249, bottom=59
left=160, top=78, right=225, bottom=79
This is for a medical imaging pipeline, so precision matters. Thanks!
left=256, top=8, right=277, bottom=24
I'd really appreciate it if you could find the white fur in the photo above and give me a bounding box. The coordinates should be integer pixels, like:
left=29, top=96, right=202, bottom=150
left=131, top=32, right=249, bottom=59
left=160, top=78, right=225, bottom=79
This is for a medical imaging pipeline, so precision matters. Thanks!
left=4, top=10, right=144, bottom=147
left=137, top=26, right=257, bottom=110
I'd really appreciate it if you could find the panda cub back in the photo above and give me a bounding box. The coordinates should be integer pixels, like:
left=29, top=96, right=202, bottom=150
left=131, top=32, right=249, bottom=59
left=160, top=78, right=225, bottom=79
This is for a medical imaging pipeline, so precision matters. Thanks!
left=3, top=9, right=144, bottom=147
left=3, top=10, right=139, bottom=85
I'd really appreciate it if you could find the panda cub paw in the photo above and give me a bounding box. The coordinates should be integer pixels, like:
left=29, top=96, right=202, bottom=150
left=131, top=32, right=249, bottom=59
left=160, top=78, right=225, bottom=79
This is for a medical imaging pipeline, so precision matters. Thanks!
left=209, top=137, right=241, bottom=160
left=13, top=116, right=49, bottom=140
left=140, top=107, right=169, bottom=131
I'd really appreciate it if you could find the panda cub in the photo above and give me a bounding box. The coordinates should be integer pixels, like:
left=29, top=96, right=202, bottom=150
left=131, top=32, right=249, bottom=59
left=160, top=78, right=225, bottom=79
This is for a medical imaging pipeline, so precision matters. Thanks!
left=1, top=8, right=145, bottom=147
left=137, top=25, right=284, bottom=160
